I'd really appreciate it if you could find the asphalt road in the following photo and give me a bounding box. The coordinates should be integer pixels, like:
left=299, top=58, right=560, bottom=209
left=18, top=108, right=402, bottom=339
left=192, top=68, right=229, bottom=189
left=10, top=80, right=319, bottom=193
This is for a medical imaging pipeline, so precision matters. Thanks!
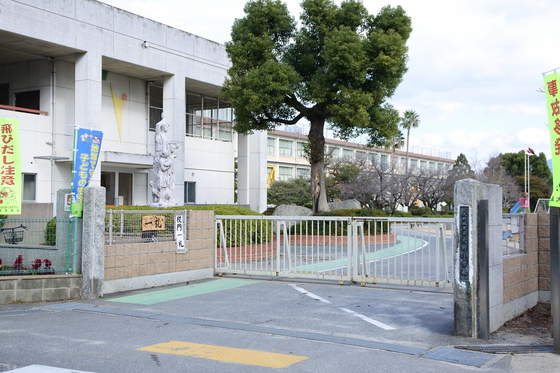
left=0, top=277, right=557, bottom=372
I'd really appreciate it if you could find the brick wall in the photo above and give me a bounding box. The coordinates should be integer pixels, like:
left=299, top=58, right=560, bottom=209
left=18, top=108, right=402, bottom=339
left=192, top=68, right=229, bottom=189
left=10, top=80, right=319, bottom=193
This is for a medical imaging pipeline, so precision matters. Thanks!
left=503, top=213, right=550, bottom=306
left=0, top=275, right=81, bottom=303
left=103, top=210, right=214, bottom=290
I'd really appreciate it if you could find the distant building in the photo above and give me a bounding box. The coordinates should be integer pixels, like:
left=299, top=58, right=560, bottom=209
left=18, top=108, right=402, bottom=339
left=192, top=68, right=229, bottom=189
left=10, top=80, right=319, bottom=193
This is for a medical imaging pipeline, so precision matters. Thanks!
left=266, top=129, right=454, bottom=184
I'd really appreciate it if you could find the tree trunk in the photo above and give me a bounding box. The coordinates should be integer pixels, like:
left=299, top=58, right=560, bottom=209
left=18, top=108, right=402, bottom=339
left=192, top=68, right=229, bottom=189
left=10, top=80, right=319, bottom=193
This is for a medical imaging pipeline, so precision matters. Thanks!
left=308, top=118, right=329, bottom=213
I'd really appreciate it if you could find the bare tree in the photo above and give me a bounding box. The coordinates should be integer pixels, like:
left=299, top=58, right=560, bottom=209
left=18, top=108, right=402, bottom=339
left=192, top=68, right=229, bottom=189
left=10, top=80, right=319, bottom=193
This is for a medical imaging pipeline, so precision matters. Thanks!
left=415, top=166, right=456, bottom=211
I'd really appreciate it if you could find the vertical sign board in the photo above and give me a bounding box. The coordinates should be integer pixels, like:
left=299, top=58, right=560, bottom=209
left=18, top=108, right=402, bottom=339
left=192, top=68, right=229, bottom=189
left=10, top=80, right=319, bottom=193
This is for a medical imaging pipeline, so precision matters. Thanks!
left=175, top=214, right=186, bottom=253
left=71, top=128, right=103, bottom=217
left=544, top=72, right=560, bottom=207
left=459, top=206, right=470, bottom=282
left=0, top=118, right=22, bottom=215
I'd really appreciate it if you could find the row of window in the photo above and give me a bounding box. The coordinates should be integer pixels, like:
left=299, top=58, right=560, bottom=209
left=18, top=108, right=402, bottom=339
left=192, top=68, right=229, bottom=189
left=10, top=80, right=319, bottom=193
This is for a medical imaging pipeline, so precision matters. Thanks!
left=268, top=137, right=452, bottom=171
left=149, top=86, right=234, bottom=141
left=268, top=138, right=307, bottom=158
left=268, top=166, right=310, bottom=182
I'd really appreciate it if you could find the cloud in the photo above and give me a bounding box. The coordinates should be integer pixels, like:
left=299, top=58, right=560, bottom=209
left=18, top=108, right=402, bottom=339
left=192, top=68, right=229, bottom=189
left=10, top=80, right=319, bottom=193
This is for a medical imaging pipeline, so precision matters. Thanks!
left=516, top=127, right=550, bottom=155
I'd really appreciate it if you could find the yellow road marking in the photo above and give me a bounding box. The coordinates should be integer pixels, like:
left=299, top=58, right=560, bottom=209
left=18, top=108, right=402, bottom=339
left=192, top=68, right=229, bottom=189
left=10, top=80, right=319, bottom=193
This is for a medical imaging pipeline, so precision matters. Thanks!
left=138, top=341, right=308, bottom=368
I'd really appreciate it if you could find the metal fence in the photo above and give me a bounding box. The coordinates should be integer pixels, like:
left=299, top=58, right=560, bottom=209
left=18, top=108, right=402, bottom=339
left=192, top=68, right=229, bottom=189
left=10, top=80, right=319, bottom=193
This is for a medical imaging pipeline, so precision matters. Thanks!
left=502, top=214, right=524, bottom=255
left=0, top=218, right=79, bottom=275
left=215, top=215, right=454, bottom=287
left=105, top=210, right=187, bottom=245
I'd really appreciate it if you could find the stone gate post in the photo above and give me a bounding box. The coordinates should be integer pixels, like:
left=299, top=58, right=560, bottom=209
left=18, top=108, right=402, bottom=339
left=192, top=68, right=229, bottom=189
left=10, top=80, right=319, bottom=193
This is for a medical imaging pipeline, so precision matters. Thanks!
left=454, top=179, right=502, bottom=338
left=82, top=187, right=106, bottom=299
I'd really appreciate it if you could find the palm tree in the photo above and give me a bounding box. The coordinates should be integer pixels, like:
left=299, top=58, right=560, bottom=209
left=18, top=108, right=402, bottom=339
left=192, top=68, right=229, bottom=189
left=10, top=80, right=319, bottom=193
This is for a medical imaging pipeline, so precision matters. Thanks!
left=400, top=110, right=420, bottom=175
left=385, top=131, right=405, bottom=153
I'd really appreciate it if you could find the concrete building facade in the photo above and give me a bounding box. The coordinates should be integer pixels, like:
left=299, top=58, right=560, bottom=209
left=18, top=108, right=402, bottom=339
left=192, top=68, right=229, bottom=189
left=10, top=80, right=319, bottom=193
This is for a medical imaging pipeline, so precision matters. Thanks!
left=0, top=0, right=267, bottom=212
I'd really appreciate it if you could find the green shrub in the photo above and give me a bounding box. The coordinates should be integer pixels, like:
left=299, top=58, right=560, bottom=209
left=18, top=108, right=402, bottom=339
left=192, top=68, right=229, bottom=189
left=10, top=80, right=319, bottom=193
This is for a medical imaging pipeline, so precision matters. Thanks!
left=106, top=204, right=260, bottom=215
left=105, top=205, right=270, bottom=246
left=392, top=210, right=410, bottom=217
left=267, top=178, right=311, bottom=206
left=287, top=208, right=391, bottom=235
left=45, top=217, right=56, bottom=246
left=410, top=207, right=433, bottom=216
left=217, top=218, right=274, bottom=247
left=262, top=207, right=276, bottom=215
left=318, top=208, right=388, bottom=217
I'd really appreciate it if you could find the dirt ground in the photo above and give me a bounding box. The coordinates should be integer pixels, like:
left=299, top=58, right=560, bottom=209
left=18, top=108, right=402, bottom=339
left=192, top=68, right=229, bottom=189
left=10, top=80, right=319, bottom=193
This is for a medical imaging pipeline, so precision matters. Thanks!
left=492, top=302, right=553, bottom=344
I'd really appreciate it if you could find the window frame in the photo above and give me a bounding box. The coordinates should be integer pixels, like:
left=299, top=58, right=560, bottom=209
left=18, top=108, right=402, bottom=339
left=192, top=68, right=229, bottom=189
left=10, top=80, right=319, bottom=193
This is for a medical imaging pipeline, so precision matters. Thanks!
left=184, top=181, right=196, bottom=204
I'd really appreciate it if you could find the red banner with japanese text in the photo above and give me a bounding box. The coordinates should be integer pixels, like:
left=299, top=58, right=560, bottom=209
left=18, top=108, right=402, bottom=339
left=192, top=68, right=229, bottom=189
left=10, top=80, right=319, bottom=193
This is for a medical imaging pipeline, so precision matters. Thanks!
left=0, top=118, right=22, bottom=215
left=544, top=72, right=560, bottom=207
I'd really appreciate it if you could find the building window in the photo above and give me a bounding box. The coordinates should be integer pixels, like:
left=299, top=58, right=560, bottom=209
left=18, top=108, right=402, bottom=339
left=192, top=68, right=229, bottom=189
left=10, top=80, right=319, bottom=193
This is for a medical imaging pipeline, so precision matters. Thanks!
left=149, top=84, right=163, bottom=131
left=429, top=162, right=435, bottom=169
left=420, top=160, right=427, bottom=169
left=278, top=166, right=293, bottom=181
left=22, top=174, right=36, bottom=201
left=410, top=159, right=418, bottom=169
left=267, top=138, right=275, bottom=155
left=329, top=147, right=339, bottom=158
left=380, top=154, right=388, bottom=169
left=186, top=92, right=233, bottom=141
left=279, top=140, right=293, bottom=157
left=184, top=182, right=196, bottom=204
left=369, top=153, right=378, bottom=164
left=15, top=90, right=40, bottom=113
left=297, top=168, right=310, bottom=179
left=296, top=142, right=306, bottom=158
left=0, top=83, right=8, bottom=106
left=356, top=151, right=366, bottom=160
left=343, top=149, right=353, bottom=159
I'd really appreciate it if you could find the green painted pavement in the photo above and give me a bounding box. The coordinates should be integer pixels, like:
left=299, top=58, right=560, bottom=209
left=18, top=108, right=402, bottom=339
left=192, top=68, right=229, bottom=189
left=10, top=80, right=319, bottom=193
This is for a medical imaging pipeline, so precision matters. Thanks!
left=291, top=236, right=425, bottom=272
left=108, top=278, right=257, bottom=305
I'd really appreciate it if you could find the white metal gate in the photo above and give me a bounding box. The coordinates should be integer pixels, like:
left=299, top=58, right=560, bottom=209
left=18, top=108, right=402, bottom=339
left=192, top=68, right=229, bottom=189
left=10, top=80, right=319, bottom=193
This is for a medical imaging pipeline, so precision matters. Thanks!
left=215, top=215, right=454, bottom=287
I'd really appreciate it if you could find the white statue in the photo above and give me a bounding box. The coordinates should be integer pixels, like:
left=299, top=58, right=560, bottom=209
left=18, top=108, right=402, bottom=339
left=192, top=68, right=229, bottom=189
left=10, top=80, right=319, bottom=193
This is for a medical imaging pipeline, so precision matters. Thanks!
left=150, top=112, right=178, bottom=207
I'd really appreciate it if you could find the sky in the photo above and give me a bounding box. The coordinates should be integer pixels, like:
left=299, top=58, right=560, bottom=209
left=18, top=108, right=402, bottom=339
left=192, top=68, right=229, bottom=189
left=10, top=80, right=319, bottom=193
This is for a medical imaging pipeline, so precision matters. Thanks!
left=100, top=0, right=559, bottom=170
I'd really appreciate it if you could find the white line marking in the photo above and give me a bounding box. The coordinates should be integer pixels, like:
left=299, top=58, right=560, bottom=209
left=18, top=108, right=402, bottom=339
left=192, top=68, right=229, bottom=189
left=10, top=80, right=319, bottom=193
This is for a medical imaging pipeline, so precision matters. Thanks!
left=338, top=307, right=396, bottom=330
left=289, top=284, right=396, bottom=330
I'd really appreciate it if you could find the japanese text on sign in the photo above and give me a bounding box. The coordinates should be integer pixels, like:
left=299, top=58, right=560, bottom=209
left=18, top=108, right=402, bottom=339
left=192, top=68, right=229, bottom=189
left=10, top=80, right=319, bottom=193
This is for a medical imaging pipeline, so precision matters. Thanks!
left=0, top=118, right=22, bottom=215
left=175, top=214, right=187, bottom=253
left=142, top=216, right=166, bottom=231
left=459, top=206, right=470, bottom=282
left=544, top=73, right=560, bottom=207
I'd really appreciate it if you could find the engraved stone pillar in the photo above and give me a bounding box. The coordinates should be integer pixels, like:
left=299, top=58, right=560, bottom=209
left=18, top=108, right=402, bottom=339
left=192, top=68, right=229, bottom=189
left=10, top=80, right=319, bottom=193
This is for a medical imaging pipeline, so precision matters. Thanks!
left=454, top=179, right=502, bottom=337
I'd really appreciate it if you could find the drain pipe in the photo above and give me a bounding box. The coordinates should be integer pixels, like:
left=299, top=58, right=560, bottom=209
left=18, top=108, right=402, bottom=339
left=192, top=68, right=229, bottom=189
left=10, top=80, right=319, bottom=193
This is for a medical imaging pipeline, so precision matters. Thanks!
left=49, top=57, right=56, bottom=209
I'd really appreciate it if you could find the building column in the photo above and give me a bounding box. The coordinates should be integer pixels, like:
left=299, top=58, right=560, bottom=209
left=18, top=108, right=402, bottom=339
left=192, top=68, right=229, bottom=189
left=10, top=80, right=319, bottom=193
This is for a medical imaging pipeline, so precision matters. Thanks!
left=238, top=132, right=267, bottom=213
left=162, top=75, right=186, bottom=206
left=75, top=52, right=102, bottom=186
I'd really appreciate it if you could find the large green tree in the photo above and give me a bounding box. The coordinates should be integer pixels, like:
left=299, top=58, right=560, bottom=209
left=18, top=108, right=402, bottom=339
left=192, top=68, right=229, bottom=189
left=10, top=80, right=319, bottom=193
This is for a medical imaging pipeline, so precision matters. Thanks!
left=500, top=150, right=551, bottom=208
left=501, top=150, right=551, bottom=182
left=223, top=0, right=412, bottom=212
left=451, top=153, right=475, bottom=180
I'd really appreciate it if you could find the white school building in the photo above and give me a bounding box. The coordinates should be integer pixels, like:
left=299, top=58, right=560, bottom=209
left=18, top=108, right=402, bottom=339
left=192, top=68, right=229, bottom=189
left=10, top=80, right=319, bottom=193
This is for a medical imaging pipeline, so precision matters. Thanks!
left=0, top=0, right=267, bottom=214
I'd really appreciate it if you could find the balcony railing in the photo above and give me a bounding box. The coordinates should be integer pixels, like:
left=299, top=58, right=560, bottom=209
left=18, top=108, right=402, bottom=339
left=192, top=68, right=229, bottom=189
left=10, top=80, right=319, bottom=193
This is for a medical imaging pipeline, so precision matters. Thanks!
left=0, top=105, right=48, bottom=116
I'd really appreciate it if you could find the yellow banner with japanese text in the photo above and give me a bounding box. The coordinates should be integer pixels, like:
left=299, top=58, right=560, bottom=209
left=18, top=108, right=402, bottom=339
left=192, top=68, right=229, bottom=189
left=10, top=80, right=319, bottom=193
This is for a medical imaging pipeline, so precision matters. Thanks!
left=544, top=72, right=560, bottom=207
left=0, top=118, right=22, bottom=215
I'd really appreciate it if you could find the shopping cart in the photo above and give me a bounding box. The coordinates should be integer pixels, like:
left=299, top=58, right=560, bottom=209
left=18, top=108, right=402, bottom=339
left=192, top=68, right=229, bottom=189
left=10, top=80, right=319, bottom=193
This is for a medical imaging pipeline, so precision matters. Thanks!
left=1, top=224, right=28, bottom=244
